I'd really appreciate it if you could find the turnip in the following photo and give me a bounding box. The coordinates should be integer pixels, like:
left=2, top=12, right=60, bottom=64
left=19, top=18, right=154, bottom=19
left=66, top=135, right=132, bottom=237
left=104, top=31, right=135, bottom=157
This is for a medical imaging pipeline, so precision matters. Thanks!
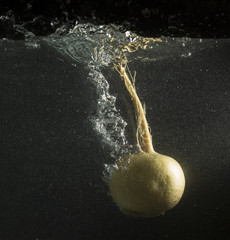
left=108, top=62, right=185, bottom=217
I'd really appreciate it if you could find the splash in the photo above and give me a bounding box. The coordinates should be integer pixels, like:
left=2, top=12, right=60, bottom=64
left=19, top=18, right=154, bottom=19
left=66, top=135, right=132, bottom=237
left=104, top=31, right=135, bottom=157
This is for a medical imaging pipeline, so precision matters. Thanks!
left=43, top=22, right=216, bottom=161
left=43, top=23, right=160, bottom=159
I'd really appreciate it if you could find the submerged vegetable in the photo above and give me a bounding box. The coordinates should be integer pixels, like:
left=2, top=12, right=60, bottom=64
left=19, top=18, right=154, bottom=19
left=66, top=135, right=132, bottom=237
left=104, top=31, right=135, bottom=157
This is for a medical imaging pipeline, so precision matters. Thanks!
left=108, top=63, right=185, bottom=217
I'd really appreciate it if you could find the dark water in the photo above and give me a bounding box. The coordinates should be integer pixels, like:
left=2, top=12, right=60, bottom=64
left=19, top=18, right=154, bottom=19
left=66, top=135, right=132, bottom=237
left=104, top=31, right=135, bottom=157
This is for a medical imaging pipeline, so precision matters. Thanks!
left=0, top=24, right=230, bottom=239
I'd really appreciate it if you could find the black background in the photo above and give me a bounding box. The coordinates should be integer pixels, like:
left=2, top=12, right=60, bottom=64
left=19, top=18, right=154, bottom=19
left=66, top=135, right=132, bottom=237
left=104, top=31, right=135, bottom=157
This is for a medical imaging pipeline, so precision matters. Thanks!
left=0, top=1, right=230, bottom=240
left=1, top=0, right=230, bottom=38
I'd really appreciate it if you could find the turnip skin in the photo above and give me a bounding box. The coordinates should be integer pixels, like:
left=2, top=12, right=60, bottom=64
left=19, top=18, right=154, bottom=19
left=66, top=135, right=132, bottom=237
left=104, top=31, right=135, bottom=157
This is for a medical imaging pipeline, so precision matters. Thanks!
left=109, top=151, right=185, bottom=217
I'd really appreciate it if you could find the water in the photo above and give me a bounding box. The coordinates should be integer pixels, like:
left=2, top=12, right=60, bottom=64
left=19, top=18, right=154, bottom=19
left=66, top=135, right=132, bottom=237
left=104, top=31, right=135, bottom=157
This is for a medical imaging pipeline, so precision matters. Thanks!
left=22, top=22, right=228, bottom=179
left=1, top=21, right=230, bottom=239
